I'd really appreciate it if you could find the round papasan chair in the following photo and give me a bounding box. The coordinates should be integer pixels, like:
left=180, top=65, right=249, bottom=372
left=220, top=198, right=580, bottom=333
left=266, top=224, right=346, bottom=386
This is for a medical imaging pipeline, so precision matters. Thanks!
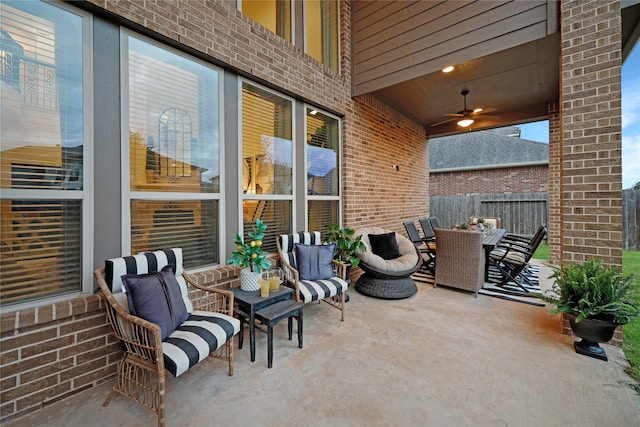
left=353, top=226, right=422, bottom=299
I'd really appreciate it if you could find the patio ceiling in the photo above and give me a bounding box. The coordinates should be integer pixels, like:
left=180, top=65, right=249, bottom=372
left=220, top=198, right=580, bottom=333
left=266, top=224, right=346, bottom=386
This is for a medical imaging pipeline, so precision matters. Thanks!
left=368, top=2, right=640, bottom=138
left=370, top=34, right=559, bottom=138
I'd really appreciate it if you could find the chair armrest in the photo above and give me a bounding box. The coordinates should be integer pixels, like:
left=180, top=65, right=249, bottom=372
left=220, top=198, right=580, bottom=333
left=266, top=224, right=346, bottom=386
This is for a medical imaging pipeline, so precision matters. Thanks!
left=278, top=259, right=302, bottom=302
left=501, top=234, right=532, bottom=244
left=332, top=259, right=348, bottom=280
left=183, top=273, right=235, bottom=317
left=94, top=268, right=163, bottom=365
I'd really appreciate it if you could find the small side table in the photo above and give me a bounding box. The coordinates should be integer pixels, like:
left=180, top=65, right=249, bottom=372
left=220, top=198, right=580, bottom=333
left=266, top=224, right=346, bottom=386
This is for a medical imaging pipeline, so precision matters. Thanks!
left=254, top=299, right=303, bottom=368
left=232, top=287, right=293, bottom=362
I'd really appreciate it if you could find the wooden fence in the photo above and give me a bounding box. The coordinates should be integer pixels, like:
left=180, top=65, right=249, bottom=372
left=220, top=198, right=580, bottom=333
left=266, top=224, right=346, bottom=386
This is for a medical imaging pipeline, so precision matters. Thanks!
left=430, top=189, right=639, bottom=249
left=623, top=188, right=639, bottom=250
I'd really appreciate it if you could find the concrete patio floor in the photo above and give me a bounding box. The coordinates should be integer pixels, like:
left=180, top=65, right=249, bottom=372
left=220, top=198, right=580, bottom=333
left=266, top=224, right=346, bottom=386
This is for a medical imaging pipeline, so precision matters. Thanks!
left=7, top=260, right=640, bottom=427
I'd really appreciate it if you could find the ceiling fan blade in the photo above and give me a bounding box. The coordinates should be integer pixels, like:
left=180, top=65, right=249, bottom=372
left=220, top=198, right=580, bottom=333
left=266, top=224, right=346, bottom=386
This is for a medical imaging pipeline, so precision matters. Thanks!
left=474, top=114, right=500, bottom=120
left=444, top=113, right=464, bottom=117
left=430, top=117, right=457, bottom=127
left=474, top=107, right=497, bottom=115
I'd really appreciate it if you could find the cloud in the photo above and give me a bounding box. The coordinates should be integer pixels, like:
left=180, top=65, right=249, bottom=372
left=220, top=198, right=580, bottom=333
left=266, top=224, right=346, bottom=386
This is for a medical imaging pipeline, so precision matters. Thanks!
left=622, top=82, right=640, bottom=130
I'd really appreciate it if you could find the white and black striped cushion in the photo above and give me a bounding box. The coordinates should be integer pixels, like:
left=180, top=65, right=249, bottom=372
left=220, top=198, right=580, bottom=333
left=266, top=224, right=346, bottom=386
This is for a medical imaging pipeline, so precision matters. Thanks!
left=278, top=232, right=348, bottom=302
left=278, top=232, right=322, bottom=269
left=163, top=311, right=240, bottom=377
left=104, top=248, right=193, bottom=313
left=298, top=277, right=348, bottom=303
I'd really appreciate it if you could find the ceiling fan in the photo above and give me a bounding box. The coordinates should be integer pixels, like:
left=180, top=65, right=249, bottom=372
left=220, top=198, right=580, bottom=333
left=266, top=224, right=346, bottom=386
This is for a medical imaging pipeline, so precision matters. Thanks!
left=431, top=89, right=498, bottom=128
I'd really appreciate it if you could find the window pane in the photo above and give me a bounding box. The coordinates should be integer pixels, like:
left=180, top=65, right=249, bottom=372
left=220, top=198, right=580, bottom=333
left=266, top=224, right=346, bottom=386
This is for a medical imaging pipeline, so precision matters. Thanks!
left=243, top=200, right=291, bottom=254
left=306, top=109, right=339, bottom=196
left=242, top=83, right=292, bottom=195
left=0, top=1, right=85, bottom=307
left=305, top=0, right=338, bottom=71
left=129, top=36, right=220, bottom=193
left=131, top=200, right=219, bottom=268
left=1, top=2, right=84, bottom=190
left=308, top=200, right=338, bottom=232
left=0, top=200, right=82, bottom=305
left=127, top=36, right=222, bottom=269
left=242, top=0, right=291, bottom=42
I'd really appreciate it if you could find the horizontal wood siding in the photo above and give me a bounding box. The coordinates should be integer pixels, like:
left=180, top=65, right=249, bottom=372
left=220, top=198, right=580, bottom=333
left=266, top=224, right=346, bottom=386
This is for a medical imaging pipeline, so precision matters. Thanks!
left=353, top=0, right=552, bottom=95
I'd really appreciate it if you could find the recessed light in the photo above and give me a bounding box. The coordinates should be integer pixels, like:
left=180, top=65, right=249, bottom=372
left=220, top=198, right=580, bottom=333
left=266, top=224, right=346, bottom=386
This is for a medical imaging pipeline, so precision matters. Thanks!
left=442, top=66, right=454, bottom=73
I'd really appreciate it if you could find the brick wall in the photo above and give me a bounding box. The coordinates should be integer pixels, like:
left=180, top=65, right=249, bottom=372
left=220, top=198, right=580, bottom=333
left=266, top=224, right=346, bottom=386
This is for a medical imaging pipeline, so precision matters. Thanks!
left=0, top=295, right=118, bottom=421
left=342, top=94, right=429, bottom=234
left=548, top=102, right=562, bottom=265
left=429, top=165, right=549, bottom=196
left=559, top=0, right=623, bottom=267
left=89, top=0, right=353, bottom=114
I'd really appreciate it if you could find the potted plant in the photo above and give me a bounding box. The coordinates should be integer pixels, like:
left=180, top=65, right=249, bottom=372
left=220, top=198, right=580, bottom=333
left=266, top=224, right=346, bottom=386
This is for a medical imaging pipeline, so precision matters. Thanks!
left=321, top=223, right=366, bottom=268
left=228, top=218, right=272, bottom=291
left=535, top=258, right=640, bottom=361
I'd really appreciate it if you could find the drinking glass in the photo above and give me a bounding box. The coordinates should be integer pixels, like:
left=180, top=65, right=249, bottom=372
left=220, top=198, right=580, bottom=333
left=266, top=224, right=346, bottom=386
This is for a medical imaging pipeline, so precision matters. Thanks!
left=269, top=267, right=282, bottom=292
left=259, top=270, right=270, bottom=297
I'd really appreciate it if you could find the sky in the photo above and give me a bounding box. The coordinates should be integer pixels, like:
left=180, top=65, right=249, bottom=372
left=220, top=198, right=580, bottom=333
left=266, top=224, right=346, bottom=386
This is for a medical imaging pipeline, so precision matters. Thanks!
left=519, top=45, right=640, bottom=189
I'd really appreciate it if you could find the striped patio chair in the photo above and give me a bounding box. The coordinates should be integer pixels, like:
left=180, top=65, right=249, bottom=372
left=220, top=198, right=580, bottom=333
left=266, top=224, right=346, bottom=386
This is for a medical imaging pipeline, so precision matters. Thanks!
left=94, top=248, right=239, bottom=427
left=276, top=232, right=348, bottom=321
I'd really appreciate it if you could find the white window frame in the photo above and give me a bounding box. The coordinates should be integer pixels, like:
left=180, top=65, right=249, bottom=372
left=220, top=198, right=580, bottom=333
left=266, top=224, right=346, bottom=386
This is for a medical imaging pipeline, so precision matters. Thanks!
left=0, top=2, right=94, bottom=310
left=304, top=105, right=342, bottom=228
left=120, top=30, right=225, bottom=269
left=237, top=79, right=297, bottom=235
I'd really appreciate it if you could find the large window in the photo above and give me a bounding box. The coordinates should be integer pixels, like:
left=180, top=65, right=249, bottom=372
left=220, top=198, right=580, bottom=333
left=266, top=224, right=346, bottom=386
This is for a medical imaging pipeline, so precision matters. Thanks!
left=241, top=82, right=293, bottom=252
left=306, top=108, right=340, bottom=230
left=0, top=1, right=89, bottom=306
left=304, top=0, right=338, bottom=72
left=241, top=0, right=291, bottom=42
left=125, top=35, right=222, bottom=268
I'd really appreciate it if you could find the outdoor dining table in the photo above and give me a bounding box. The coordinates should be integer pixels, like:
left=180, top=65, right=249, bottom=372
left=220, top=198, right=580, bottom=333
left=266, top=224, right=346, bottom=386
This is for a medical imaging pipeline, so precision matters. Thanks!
left=482, top=228, right=506, bottom=281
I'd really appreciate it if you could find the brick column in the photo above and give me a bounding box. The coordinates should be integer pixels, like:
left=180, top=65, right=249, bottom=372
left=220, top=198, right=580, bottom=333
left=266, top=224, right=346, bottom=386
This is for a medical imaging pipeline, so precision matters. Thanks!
left=547, top=102, right=561, bottom=265
left=559, top=0, right=623, bottom=268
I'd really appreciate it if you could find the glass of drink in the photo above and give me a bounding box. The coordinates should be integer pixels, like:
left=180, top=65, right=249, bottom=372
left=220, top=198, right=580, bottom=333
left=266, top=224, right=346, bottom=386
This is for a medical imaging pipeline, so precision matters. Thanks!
left=269, top=267, right=282, bottom=292
left=259, top=271, right=270, bottom=297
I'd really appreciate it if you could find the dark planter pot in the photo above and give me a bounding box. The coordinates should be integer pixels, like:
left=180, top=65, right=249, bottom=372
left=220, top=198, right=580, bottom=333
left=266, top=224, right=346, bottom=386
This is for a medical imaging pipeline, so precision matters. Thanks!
left=567, top=313, right=621, bottom=361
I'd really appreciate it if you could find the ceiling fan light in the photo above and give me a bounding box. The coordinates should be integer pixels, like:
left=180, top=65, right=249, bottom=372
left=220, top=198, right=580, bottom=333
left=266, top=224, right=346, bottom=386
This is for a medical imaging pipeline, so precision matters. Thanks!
left=457, top=118, right=474, bottom=127
left=442, top=65, right=454, bottom=73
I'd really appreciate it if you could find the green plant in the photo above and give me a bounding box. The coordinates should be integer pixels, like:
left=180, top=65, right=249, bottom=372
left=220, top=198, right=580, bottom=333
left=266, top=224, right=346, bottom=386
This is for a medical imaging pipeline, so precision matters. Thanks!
left=535, top=258, right=640, bottom=324
left=227, top=218, right=271, bottom=273
left=459, top=222, right=469, bottom=230
left=321, top=223, right=366, bottom=267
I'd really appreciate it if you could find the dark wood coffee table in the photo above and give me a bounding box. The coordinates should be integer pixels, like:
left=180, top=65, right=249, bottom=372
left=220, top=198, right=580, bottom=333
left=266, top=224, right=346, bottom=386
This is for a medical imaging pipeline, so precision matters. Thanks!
left=231, top=286, right=293, bottom=362
left=254, top=299, right=303, bottom=368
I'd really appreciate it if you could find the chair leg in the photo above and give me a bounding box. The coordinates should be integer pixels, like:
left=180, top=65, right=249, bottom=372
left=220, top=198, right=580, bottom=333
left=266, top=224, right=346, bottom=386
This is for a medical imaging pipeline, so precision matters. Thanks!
left=340, top=291, right=345, bottom=321
left=227, top=339, right=234, bottom=376
left=493, top=261, right=529, bottom=293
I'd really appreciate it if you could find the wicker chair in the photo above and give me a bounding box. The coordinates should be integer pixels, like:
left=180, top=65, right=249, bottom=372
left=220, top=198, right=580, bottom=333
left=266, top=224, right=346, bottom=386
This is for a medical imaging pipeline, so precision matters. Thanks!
left=95, top=248, right=239, bottom=427
left=276, top=232, right=348, bottom=321
left=354, top=226, right=422, bottom=299
left=433, top=229, right=484, bottom=297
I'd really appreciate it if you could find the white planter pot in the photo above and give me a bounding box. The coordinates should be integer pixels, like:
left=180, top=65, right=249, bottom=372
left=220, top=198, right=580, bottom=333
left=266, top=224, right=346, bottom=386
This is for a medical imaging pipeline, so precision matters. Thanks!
left=240, top=268, right=261, bottom=291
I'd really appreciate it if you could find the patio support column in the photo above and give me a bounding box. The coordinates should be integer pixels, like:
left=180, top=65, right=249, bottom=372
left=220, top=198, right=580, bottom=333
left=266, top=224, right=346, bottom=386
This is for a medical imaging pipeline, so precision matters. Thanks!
left=547, top=101, right=561, bottom=266
left=559, top=0, right=623, bottom=268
